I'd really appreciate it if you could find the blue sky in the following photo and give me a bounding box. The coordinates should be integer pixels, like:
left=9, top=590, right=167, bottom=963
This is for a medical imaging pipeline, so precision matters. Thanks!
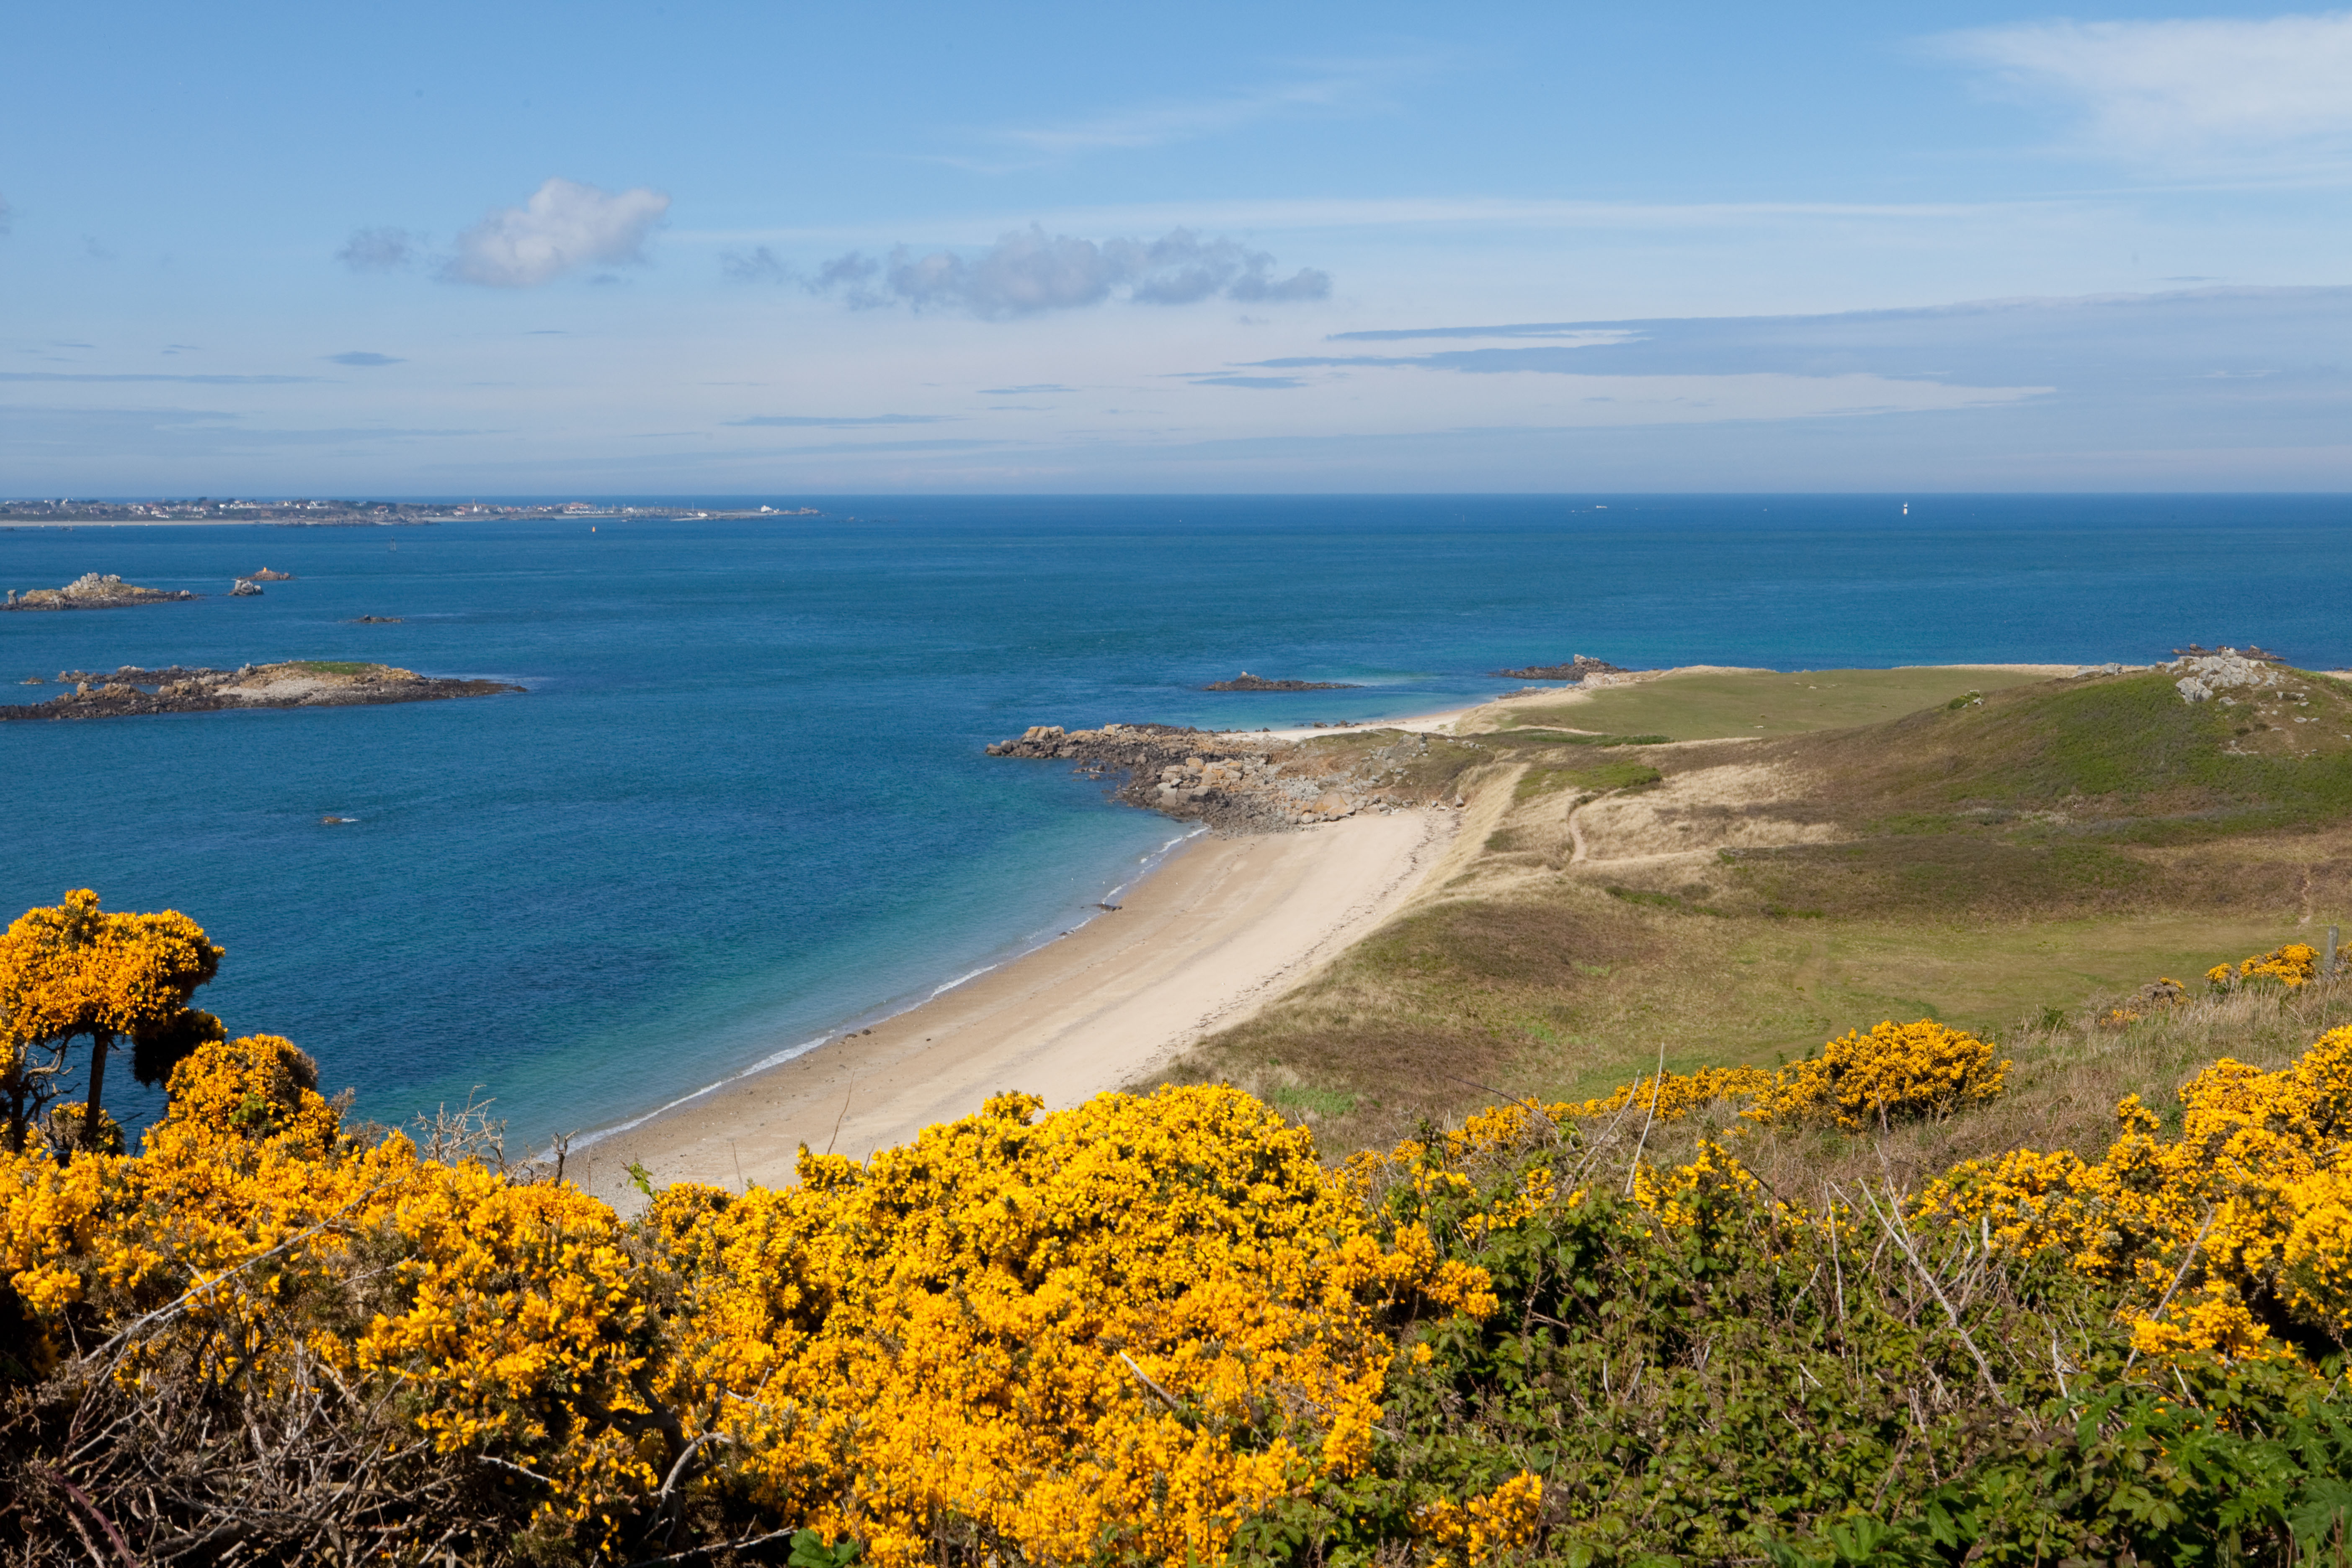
left=5, top=1, right=2350, bottom=493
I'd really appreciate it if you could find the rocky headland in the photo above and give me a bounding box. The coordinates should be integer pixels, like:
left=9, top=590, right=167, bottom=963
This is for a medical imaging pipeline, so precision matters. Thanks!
left=1489, top=654, right=1629, bottom=680
left=3, top=661, right=524, bottom=721
left=1199, top=672, right=1364, bottom=691
left=988, top=722, right=1480, bottom=830
left=4, top=573, right=198, bottom=611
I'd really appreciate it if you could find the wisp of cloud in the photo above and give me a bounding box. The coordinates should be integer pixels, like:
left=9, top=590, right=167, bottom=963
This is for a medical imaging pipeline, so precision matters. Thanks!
left=338, top=227, right=418, bottom=272
left=790, top=225, right=1328, bottom=318
left=1937, top=12, right=2352, bottom=164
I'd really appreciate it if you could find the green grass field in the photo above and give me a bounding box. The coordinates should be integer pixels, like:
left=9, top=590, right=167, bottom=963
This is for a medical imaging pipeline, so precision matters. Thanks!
left=1492, top=665, right=2058, bottom=741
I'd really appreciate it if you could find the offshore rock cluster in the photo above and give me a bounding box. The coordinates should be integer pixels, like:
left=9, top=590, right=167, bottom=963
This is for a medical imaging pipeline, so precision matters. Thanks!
left=3, top=573, right=197, bottom=611
left=2, top=662, right=524, bottom=721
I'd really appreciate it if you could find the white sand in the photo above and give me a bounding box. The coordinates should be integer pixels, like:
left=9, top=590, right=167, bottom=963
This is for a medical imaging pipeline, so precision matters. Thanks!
left=578, top=807, right=1456, bottom=1206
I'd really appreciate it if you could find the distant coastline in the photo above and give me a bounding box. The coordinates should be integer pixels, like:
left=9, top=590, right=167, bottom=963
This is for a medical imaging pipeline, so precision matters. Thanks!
left=0, top=497, right=825, bottom=527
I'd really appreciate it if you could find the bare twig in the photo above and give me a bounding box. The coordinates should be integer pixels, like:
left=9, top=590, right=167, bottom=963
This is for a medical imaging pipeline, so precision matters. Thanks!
left=1853, top=1180, right=2009, bottom=1409
left=825, top=1075, right=854, bottom=1158
left=1627, top=1042, right=1666, bottom=1194
left=477, top=1455, right=556, bottom=1486
left=622, top=1527, right=802, bottom=1568
left=32, top=1467, right=139, bottom=1568
left=2123, top=1206, right=2220, bottom=1373
left=1118, top=1350, right=1186, bottom=1417
left=655, top=1434, right=735, bottom=1502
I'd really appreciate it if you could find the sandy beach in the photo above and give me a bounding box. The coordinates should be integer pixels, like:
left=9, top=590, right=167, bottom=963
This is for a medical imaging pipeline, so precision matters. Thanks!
left=574, top=660, right=2114, bottom=1205
left=579, top=805, right=1456, bottom=1207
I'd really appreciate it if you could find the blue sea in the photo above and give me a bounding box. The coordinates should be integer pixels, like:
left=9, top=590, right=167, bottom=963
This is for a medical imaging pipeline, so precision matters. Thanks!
left=5, top=494, right=2349, bottom=1148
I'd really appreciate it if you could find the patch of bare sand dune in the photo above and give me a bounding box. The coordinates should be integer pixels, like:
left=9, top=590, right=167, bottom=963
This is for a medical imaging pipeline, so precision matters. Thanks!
left=1573, top=760, right=1840, bottom=866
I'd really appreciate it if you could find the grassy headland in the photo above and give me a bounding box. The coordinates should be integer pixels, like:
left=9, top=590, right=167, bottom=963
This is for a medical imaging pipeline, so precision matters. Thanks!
left=1158, top=663, right=2352, bottom=1158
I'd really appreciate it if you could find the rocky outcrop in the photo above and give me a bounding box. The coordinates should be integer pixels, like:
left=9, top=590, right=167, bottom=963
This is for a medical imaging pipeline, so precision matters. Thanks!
left=1200, top=672, right=1363, bottom=691
left=4, top=573, right=198, bottom=611
left=989, top=722, right=1467, bottom=831
left=250, top=568, right=295, bottom=581
left=3, top=662, right=524, bottom=721
left=348, top=616, right=402, bottom=624
left=230, top=578, right=265, bottom=597
left=1490, top=654, right=1628, bottom=681
left=2171, top=650, right=2288, bottom=704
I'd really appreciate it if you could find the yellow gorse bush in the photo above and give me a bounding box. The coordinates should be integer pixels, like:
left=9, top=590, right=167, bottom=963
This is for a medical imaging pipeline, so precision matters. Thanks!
left=655, top=1087, right=1488, bottom=1568
left=3, top=1033, right=666, bottom=1545
left=0, top=890, right=217, bottom=1055
left=0, top=889, right=222, bottom=1152
left=2205, top=942, right=2321, bottom=990
left=1416, top=1470, right=1544, bottom=1566
left=1921, top=1024, right=2352, bottom=1364
left=1562, top=1019, right=2008, bottom=1132
left=5, top=1039, right=1497, bottom=1564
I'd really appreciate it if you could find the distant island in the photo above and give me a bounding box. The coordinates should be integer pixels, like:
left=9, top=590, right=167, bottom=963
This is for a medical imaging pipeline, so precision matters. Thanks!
left=4, top=573, right=197, bottom=611
left=3, top=660, right=524, bottom=720
left=1201, top=671, right=1363, bottom=691
left=1488, top=654, right=1630, bottom=680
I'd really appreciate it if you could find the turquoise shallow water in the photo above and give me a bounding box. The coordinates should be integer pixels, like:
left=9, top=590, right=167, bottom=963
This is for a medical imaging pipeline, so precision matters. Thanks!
left=4, top=494, right=2349, bottom=1146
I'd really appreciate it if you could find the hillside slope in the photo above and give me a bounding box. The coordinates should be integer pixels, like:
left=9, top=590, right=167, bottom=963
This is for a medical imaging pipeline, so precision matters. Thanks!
left=1154, top=660, right=2352, bottom=1157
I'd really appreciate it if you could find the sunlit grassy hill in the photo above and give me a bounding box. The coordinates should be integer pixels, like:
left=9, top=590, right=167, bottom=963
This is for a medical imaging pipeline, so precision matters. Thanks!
left=1160, top=664, right=2352, bottom=1162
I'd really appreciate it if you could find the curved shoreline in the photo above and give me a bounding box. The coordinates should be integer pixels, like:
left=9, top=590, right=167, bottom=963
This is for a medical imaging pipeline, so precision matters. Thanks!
left=578, top=806, right=1455, bottom=1207
left=565, top=662, right=2118, bottom=1199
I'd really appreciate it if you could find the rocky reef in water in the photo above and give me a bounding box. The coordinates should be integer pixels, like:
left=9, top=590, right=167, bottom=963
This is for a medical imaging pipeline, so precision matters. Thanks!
left=988, top=722, right=1472, bottom=830
left=1200, top=671, right=1363, bottom=691
left=3, top=662, right=524, bottom=721
left=3, top=573, right=198, bottom=611
left=1488, top=654, right=1629, bottom=681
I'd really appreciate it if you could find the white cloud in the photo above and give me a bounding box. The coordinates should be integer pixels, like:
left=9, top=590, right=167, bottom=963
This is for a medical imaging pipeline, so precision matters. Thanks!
left=1938, top=11, right=2352, bottom=163
left=809, top=225, right=1329, bottom=318
left=446, top=177, right=671, bottom=288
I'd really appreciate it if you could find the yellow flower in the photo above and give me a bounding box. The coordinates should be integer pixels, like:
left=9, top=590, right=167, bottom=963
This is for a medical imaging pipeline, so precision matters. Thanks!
left=1418, top=1471, right=1543, bottom=1566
